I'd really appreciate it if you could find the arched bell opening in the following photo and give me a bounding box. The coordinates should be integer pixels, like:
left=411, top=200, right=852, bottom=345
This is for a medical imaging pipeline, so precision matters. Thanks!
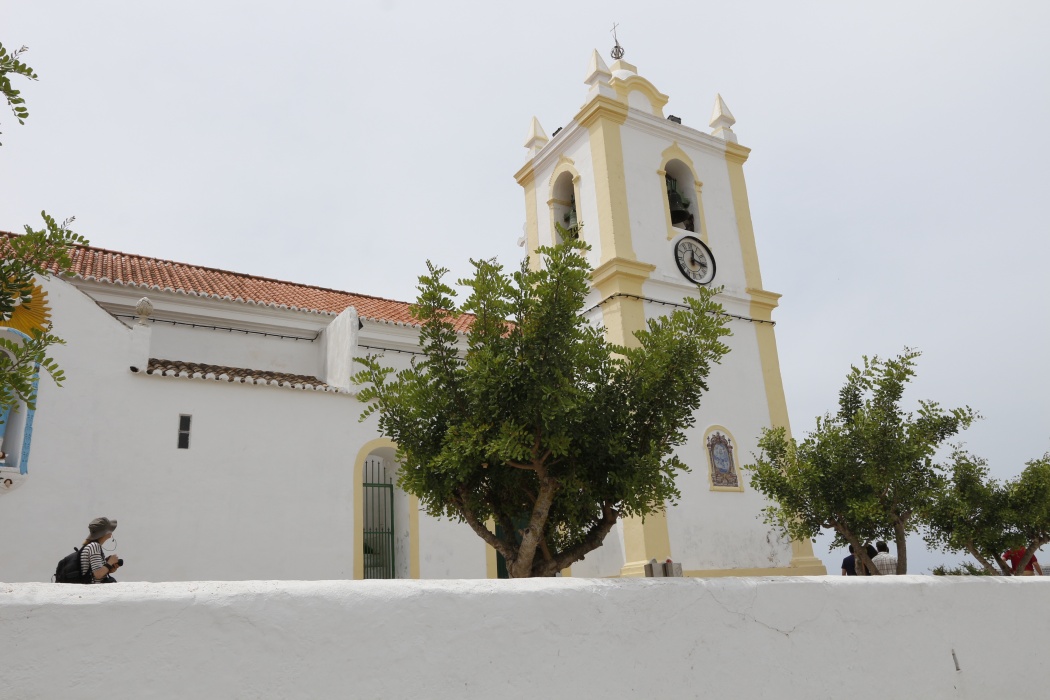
left=550, top=171, right=580, bottom=242
left=665, top=160, right=698, bottom=233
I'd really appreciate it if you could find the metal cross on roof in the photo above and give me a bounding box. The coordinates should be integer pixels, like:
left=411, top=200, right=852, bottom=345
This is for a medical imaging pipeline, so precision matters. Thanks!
left=610, top=22, right=625, bottom=60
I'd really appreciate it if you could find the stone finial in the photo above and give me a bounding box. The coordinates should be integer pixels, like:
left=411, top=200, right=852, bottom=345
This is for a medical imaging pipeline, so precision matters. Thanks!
left=134, top=296, right=154, bottom=325
left=584, top=49, right=617, bottom=101
left=524, top=116, right=549, bottom=157
left=585, top=49, right=612, bottom=85
left=709, top=93, right=737, bottom=143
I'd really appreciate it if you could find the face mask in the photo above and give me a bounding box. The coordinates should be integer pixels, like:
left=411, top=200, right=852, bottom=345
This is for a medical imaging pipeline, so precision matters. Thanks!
left=103, top=537, right=117, bottom=552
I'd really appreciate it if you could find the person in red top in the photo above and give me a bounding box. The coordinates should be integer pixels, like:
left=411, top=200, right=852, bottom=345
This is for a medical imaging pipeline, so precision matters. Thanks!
left=1003, top=547, right=1043, bottom=576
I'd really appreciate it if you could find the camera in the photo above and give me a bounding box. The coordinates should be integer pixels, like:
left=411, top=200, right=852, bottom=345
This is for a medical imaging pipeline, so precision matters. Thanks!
left=116, top=558, right=124, bottom=567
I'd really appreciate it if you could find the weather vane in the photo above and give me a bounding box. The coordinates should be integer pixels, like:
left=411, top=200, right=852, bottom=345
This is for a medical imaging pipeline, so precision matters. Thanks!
left=610, top=22, right=625, bottom=60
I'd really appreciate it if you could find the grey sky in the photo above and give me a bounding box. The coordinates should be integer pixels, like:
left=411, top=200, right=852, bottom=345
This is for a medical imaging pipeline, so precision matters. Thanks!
left=3, top=1, right=1048, bottom=574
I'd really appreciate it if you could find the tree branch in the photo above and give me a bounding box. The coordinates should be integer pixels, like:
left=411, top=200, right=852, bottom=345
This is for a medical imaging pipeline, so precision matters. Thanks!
left=506, top=460, right=539, bottom=472
left=964, top=542, right=997, bottom=575
left=454, top=488, right=516, bottom=562
left=537, top=502, right=619, bottom=576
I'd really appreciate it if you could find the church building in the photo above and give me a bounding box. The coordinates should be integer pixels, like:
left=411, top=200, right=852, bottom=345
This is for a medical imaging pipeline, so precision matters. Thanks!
left=0, top=48, right=825, bottom=582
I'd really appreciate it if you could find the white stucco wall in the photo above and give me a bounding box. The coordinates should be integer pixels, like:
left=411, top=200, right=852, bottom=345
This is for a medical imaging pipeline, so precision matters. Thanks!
left=0, top=277, right=492, bottom=583
left=2, top=577, right=1045, bottom=699
left=147, top=322, right=321, bottom=376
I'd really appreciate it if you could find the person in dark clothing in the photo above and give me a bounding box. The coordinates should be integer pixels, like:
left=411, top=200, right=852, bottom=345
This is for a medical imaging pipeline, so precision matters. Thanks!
left=841, top=544, right=858, bottom=576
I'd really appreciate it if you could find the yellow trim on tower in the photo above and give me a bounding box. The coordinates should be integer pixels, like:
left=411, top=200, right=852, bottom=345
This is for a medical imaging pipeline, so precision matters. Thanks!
left=684, top=563, right=828, bottom=578
left=590, top=258, right=655, bottom=348
left=548, top=155, right=579, bottom=187
left=576, top=96, right=674, bottom=574
left=575, top=96, right=635, bottom=265
left=724, top=142, right=762, bottom=291
left=610, top=75, right=669, bottom=118
left=408, top=494, right=420, bottom=579
left=518, top=167, right=541, bottom=271
left=724, top=143, right=827, bottom=575
left=619, top=512, right=674, bottom=578
left=485, top=517, right=498, bottom=579
left=352, top=438, right=421, bottom=580
left=590, top=256, right=674, bottom=577
left=658, top=143, right=709, bottom=243
left=548, top=156, right=583, bottom=246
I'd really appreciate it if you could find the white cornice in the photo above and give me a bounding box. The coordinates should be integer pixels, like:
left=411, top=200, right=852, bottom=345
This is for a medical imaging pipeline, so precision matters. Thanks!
left=624, top=108, right=734, bottom=157
left=523, top=119, right=587, bottom=174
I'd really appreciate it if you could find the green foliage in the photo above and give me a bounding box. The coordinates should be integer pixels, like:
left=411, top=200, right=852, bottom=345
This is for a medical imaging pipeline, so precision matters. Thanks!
left=745, top=349, right=976, bottom=574
left=924, top=450, right=1013, bottom=574
left=354, top=236, right=731, bottom=577
left=931, top=561, right=996, bottom=576
left=926, top=451, right=1050, bottom=574
left=0, top=42, right=37, bottom=145
left=1, top=213, right=87, bottom=418
left=0, top=42, right=86, bottom=424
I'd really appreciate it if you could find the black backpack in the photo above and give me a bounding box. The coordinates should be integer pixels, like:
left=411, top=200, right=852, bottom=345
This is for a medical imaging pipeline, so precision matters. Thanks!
left=53, top=546, right=93, bottom=584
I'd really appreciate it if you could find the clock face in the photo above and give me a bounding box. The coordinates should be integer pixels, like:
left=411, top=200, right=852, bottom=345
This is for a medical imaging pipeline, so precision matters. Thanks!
left=674, top=236, right=716, bottom=285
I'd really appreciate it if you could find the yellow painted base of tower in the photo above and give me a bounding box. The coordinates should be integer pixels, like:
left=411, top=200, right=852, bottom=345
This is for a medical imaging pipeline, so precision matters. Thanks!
left=683, top=562, right=828, bottom=578
left=619, top=560, right=653, bottom=578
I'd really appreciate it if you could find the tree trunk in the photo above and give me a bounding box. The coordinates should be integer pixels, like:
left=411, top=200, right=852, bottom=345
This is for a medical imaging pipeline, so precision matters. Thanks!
left=1015, top=540, right=1047, bottom=576
left=893, top=519, right=908, bottom=574
left=832, top=524, right=880, bottom=575
left=991, top=551, right=1013, bottom=576
left=964, top=543, right=998, bottom=575
left=508, top=476, right=558, bottom=578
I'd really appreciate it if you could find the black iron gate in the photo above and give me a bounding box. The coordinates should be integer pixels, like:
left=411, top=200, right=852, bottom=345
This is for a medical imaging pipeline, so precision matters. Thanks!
left=362, top=457, right=395, bottom=579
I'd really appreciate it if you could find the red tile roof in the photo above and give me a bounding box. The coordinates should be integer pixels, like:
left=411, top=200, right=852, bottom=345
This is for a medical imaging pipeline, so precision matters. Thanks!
left=2, top=233, right=473, bottom=332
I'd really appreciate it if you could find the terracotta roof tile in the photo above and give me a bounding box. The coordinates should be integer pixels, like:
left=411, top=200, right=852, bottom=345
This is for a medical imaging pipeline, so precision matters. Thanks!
left=1, top=232, right=473, bottom=332
left=142, top=358, right=343, bottom=392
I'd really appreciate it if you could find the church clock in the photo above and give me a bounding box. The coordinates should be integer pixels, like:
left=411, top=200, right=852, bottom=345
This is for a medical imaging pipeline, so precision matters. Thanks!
left=674, top=236, right=716, bottom=285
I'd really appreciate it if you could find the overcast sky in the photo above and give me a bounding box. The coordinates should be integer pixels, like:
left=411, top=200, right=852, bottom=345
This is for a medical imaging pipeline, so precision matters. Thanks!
left=3, top=1, right=1048, bottom=574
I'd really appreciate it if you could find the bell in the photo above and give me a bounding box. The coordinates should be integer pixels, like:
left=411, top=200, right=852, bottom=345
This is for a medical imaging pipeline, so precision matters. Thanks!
left=668, top=190, right=690, bottom=225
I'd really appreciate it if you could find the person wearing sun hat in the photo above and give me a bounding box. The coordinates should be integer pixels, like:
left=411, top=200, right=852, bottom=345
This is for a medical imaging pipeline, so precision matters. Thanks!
left=80, top=517, right=122, bottom=583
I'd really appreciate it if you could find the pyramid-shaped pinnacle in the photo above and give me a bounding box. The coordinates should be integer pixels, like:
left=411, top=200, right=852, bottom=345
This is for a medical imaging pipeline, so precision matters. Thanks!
left=524, top=116, right=549, bottom=153
left=709, top=93, right=736, bottom=130
left=584, top=49, right=612, bottom=85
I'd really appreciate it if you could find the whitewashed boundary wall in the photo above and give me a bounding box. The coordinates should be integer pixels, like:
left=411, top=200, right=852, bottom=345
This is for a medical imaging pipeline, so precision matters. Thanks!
left=2, top=577, right=1046, bottom=699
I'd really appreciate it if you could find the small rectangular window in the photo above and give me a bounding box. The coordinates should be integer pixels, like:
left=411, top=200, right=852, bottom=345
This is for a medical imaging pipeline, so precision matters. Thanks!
left=177, top=414, right=191, bottom=449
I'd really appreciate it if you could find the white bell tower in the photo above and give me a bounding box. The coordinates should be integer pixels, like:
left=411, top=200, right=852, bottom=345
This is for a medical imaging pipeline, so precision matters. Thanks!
left=514, top=44, right=826, bottom=578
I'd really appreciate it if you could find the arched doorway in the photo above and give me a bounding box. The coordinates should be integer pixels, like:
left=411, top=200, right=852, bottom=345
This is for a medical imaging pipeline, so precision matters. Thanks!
left=353, top=439, right=420, bottom=579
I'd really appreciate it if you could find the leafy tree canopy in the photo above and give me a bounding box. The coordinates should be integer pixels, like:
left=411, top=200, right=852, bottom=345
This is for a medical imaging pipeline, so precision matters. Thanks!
left=745, top=349, right=977, bottom=574
left=1, top=214, right=87, bottom=415
left=1, top=41, right=87, bottom=419
left=926, top=451, right=1050, bottom=575
left=1, top=41, right=37, bottom=145
left=353, top=238, right=731, bottom=577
